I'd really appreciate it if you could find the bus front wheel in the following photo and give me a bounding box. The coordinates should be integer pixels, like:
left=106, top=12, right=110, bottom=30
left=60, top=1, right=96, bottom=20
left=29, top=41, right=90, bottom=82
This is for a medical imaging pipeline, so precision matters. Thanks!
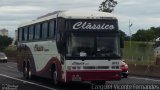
left=51, top=65, right=58, bottom=85
left=91, top=81, right=106, bottom=85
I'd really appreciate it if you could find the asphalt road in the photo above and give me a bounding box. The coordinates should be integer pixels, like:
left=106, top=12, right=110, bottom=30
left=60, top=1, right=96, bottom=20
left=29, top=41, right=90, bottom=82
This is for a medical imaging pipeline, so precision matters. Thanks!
left=0, top=62, right=160, bottom=90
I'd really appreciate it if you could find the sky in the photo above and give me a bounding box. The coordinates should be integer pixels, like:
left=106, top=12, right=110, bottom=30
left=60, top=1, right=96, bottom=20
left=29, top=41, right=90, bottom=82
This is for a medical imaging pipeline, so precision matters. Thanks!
left=0, top=0, right=160, bottom=37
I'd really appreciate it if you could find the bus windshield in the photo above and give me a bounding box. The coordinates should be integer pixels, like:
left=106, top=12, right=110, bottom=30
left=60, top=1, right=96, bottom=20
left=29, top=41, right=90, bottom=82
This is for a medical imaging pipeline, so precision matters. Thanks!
left=66, top=33, right=121, bottom=59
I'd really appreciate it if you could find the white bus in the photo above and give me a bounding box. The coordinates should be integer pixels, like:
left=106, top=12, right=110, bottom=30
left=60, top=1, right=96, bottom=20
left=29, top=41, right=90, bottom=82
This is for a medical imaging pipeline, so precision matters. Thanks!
left=17, top=10, right=124, bottom=85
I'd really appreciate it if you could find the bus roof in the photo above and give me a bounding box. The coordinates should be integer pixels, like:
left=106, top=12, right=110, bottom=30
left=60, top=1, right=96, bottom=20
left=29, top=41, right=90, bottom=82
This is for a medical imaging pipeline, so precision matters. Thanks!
left=19, top=10, right=117, bottom=28
left=58, top=10, right=116, bottom=19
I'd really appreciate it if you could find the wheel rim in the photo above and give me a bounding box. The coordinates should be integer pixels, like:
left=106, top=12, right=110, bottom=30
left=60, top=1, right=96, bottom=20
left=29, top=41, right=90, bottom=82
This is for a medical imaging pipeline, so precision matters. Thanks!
left=24, top=67, right=28, bottom=79
left=28, top=70, right=31, bottom=79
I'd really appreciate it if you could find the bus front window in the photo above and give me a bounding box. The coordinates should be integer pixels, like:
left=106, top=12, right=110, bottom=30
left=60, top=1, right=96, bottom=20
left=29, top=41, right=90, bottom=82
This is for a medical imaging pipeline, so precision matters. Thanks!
left=67, top=33, right=94, bottom=56
left=66, top=33, right=121, bottom=58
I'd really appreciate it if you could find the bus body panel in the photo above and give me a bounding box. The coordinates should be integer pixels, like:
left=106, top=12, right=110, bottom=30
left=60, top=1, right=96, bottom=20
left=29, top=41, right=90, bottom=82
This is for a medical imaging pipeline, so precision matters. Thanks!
left=17, top=40, right=62, bottom=79
left=24, top=40, right=59, bottom=72
left=66, top=70, right=121, bottom=82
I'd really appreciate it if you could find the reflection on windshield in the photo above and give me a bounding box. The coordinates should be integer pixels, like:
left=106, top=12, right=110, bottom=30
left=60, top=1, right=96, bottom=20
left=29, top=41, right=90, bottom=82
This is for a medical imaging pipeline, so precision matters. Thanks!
left=67, top=34, right=94, bottom=56
left=96, top=37, right=120, bottom=57
left=66, top=33, right=121, bottom=58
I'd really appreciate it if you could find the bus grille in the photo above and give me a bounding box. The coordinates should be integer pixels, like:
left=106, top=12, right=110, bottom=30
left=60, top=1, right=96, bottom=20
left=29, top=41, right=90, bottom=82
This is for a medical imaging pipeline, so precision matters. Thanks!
left=83, top=66, right=110, bottom=69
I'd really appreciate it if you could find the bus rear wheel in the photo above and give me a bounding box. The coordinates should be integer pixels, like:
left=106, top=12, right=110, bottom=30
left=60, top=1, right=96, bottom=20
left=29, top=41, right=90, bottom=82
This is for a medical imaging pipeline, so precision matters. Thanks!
left=23, top=62, right=31, bottom=79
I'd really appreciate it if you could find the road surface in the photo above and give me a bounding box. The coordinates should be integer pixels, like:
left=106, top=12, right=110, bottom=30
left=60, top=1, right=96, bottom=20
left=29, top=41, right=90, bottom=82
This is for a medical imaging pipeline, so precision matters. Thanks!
left=0, top=62, right=160, bottom=90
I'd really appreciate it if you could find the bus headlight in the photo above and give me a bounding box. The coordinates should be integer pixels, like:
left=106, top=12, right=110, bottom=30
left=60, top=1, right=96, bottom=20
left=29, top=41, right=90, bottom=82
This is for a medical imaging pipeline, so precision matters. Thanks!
left=112, top=66, right=120, bottom=69
left=77, top=66, right=81, bottom=70
left=67, top=66, right=72, bottom=70
left=72, top=66, right=76, bottom=70
left=67, top=66, right=81, bottom=70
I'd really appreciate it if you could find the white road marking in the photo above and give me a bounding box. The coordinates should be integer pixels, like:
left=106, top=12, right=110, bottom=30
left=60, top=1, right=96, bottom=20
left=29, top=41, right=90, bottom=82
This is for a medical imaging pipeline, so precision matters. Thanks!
left=7, top=66, right=14, bottom=69
left=7, top=62, right=17, bottom=64
left=0, top=74, right=55, bottom=90
left=129, top=76, right=160, bottom=82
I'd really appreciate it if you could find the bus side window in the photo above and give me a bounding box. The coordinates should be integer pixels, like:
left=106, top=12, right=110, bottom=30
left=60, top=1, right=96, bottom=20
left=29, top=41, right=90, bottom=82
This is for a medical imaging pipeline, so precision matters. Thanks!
left=21, top=28, right=24, bottom=41
left=42, top=22, right=48, bottom=39
left=18, top=28, right=22, bottom=41
left=18, top=28, right=20, bottom=41
left=49, top=20, right=55, bottom=39
left=29, top=25, right=34, bottom=40
left=24, top=27, right=28, bottom=41
left=35, top=23, right=41, bottom=40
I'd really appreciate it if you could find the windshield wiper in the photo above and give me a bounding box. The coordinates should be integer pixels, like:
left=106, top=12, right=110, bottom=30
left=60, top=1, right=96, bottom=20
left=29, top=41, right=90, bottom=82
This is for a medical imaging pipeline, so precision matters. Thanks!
left=96, top=49, right=121, bottom=59
left=108, top=53, right=121, bottom=58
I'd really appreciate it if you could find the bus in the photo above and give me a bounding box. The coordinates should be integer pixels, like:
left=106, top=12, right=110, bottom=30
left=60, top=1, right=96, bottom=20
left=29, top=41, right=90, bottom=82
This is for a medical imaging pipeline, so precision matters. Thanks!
left=17, top=10, right=124, bottom=85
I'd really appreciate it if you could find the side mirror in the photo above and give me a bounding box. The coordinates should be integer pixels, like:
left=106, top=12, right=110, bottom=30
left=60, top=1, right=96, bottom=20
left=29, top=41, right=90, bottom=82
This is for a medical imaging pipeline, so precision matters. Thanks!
left=120, top=37, right=124, bottom=48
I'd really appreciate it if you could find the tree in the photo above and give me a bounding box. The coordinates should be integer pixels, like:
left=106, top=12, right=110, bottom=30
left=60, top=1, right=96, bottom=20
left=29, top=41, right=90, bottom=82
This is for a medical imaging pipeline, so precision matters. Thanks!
left=119, top=30, right=126, bottom=38
left=145, top=29, right=155, bottom=41
left=99, top=0, right=118, bottom=13
left=132, top=27, right=157, bottom=41
left=132, top=29, right=147, bottom=41
left=153, top=27, right=160, bottom=39
left=0, top=35, right=13, bottom=50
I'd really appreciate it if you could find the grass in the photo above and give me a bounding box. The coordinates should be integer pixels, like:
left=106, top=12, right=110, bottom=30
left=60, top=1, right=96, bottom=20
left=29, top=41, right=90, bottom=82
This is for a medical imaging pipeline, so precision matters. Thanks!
left=5, top=46, right=17, bottom=51
left=126, top=59, right=155, bottom=66
left=123, top=41, right=155, bottom=65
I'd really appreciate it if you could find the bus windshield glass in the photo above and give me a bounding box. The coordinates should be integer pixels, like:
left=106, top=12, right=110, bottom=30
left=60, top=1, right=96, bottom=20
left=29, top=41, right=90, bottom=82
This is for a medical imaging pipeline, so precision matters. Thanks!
left=66, top=33, right=121, bottom=59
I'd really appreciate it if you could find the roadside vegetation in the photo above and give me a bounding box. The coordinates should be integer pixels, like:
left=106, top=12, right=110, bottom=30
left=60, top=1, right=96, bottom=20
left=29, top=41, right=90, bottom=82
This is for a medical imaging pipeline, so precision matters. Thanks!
left=119, top=27, right=160, bottom=66
left=123, top=41, right=155, bottom=65
left=0, top=35, right=17, bottom=62
left=0, top=35, right=13, bottom=51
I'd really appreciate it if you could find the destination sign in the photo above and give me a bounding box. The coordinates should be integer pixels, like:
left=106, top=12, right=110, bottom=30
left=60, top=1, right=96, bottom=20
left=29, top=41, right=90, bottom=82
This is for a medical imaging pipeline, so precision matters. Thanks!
left=73, top=22, right=115, bottom=30
left=67, top=19, right=118, bottom=31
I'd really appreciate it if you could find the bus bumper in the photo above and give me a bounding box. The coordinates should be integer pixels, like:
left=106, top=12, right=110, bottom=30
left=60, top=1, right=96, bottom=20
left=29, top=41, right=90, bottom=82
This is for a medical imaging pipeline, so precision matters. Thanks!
left=66, top=70, right=121, bottom=82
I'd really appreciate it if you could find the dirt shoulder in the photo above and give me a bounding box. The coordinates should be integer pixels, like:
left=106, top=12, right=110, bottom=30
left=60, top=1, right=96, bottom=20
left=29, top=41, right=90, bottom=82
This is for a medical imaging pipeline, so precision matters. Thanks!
left=129, top=64, right=160, bottom=78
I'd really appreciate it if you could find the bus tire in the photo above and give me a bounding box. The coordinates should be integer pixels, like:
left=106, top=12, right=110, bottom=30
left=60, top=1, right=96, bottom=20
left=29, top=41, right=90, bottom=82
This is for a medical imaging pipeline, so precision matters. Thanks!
left=23, top=66, right=29, bottom=79
left=27, top=61, right=32, bottom=79
left=122, top=74, right=128, bottom=78
left=51, top=65, right=58, bottom=85
left=23, top=61, right=31, bottom=79
left=91, top=81, right=106, bottom=85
